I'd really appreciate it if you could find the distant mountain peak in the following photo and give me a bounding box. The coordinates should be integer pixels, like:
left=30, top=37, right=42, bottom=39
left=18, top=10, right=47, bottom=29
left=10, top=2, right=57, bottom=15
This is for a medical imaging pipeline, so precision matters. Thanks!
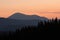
left=8, top=12, right=27, bottom=18
left=8, top=12, right=48, bottom=20
left=11, top=12, right=26, bottom=16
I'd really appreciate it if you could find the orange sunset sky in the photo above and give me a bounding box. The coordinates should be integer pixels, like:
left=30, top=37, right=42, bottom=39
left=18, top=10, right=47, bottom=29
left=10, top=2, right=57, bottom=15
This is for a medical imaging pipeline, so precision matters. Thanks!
left=0, top=0, right=60, bottom=19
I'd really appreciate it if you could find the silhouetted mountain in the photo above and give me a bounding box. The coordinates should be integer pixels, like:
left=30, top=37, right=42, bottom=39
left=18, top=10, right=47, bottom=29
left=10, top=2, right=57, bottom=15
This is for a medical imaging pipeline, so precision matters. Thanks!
left=8, top=12, right=48, bottom=21
left=0, top=12, right=49, bottom=31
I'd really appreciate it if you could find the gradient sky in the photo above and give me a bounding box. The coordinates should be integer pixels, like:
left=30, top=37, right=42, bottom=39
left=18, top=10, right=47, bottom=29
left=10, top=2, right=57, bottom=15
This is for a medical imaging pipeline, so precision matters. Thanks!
left=0, top=0, right=60, bottom=19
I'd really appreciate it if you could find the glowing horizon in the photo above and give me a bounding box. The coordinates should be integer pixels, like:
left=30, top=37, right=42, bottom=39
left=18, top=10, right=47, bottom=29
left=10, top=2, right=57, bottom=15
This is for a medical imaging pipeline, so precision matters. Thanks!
left=0, top=0, right=60, bottom=19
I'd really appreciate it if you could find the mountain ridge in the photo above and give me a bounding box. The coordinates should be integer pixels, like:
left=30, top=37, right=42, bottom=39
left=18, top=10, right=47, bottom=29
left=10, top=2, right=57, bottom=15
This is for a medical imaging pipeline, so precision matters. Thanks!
left=0, top=12, right=48, bottom=31
left=8, top=12, right=48, bottom=21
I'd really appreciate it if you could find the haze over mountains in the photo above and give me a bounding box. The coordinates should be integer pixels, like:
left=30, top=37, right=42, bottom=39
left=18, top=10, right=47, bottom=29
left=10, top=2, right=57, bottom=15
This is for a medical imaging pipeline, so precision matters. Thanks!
left=0, top=12, right=48, bottom=31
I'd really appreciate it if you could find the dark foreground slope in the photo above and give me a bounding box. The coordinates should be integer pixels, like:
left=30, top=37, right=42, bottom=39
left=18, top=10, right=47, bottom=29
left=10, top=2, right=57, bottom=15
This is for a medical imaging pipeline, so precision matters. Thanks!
left=0, top=18, right=60, bottom=40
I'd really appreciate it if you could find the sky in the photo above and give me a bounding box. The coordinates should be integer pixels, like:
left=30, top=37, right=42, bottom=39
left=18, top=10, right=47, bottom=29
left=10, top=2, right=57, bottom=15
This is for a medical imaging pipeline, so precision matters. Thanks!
left=0, top=0, right=60, bottom=19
